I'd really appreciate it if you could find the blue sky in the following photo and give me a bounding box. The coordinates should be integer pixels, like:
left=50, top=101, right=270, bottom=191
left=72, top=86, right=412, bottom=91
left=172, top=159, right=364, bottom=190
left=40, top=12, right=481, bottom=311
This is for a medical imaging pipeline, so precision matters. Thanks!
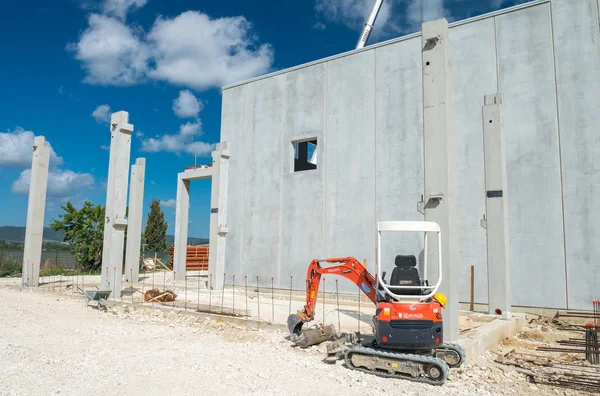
left=0, top=0, right=527, bottom=238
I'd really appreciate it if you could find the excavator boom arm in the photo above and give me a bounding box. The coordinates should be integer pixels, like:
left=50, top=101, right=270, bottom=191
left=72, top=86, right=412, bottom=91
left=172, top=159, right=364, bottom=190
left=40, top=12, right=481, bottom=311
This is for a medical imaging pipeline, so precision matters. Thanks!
left=298, top=257, right=378, bottom=322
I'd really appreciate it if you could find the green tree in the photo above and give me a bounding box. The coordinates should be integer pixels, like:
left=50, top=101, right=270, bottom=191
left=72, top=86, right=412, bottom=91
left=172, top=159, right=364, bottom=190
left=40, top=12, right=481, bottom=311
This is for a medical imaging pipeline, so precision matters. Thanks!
left=144, top=199, right=168, bottom=252
left=49, top=201, right=105, bottom=271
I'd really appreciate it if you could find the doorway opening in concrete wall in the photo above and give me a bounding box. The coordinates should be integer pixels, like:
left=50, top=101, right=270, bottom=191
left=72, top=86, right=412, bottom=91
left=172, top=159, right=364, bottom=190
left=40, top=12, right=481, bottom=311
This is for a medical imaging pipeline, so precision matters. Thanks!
left=186, top=178, right=211, bottom=272
left=292, top=138, right=317, bottom=172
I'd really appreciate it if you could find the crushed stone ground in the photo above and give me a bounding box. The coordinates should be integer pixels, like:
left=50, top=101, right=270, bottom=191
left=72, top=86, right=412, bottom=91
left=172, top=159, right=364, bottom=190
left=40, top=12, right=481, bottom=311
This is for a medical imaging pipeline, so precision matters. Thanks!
left=0, top=287, right=586, bottom=396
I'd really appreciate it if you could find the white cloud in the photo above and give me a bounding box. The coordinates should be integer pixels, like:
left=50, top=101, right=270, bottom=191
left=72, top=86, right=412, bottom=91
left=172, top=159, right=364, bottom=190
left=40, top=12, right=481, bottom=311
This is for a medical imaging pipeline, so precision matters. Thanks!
left=100, top=145, right=110, bottom=150
left=69, top=10, right=274, bottom=91
left=92, top=104, right=111, bottom=123
left=102, top=0, right=147, bottom=20
left=0, top=128, right=63, bottom=168
left=140, top=121, right=215, bottom=156
left=136, top=130, right=144, bottom=138
left=58, top=85, right=64, bottom=94
left=315, top=0, right=450, bottom=37
left=315, top=0, right=394, bottom=32
left=161, top=199, right=176, bottom=208
left=69, top=14, right=150, bottom=86
left=173, top=90, right=203, bottom=119
left=312, top=22, right=327, bottom=30
left=148, top=11, right=274, bottom=90
left=12, top=169, right=95, bottom=199
left=405, top=0, right=449, bottom=28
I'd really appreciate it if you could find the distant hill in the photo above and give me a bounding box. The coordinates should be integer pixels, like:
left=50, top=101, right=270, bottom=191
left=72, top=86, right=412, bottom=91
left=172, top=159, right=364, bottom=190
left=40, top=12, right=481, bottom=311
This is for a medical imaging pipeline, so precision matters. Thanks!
left=0, top=226, right=65, bottom=243
left=166, top=235, right=209, bottom=246
left=0, top=226, right=208, bottom=246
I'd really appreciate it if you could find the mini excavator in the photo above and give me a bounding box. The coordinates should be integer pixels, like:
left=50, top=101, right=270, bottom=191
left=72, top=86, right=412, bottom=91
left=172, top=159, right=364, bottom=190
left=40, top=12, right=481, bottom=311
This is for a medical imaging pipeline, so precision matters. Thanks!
left=287, top=221, right=465, bottom=385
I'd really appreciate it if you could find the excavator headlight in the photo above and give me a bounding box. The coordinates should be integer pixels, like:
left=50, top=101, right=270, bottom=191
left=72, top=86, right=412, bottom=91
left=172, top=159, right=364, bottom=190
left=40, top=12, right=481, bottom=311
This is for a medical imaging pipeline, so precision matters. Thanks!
left=433, top=293, right=447, bottom=308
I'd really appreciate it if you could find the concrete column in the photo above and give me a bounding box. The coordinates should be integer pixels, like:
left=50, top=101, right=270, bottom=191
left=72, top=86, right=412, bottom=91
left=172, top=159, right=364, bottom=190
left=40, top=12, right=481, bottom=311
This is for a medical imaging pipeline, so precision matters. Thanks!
left=208, top=142, right=230, bottom=290
left=173, top=175, right=190, bottom=281
left=22, top=136, right=50, bottom=287
left=482, top=94, right=512, bottom=319
left=421, top=18, right=459, bottom=342
left=124, top=158, right=146, bottom=284
left=100, top=111, right=133, bottom=299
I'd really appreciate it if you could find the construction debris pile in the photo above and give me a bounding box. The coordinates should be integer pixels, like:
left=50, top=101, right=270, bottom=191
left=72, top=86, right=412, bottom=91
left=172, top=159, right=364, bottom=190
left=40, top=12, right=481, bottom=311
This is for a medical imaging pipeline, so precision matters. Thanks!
left=495, top=301, right=600, bottom=394
left=144, top=288, right=177, bottom=303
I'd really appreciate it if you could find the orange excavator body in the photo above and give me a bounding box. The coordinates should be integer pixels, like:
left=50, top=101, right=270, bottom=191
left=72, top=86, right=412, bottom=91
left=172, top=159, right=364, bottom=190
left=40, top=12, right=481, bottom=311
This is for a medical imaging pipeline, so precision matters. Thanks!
left=288, top=256, right=444, bottom=350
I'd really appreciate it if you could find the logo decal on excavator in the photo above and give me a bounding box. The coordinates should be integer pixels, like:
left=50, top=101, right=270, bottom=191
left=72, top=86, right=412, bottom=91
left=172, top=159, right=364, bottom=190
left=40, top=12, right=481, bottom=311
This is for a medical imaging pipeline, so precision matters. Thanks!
left=360, top=282, right=371, bottom=294
left=409, top=304, right=416, bottom=311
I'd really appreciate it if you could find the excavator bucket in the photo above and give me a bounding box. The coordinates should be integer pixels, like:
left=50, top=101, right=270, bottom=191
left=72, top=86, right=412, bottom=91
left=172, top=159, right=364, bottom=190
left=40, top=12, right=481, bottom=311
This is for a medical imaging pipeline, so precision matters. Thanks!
left=287, top=313, right=305, bottom=335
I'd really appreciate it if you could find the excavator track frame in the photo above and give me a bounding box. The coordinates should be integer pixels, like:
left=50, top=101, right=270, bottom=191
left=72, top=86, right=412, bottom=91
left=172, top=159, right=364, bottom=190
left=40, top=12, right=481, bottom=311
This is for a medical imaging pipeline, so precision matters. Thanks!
left=344, top=346, right=450, bottom=385
left=435, top=343, right=466, bottom=368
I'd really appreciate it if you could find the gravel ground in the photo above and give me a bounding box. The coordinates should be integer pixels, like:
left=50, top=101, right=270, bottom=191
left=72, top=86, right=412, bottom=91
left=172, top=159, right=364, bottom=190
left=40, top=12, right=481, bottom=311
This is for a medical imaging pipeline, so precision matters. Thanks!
left=0, top=287, right=585, bottom=396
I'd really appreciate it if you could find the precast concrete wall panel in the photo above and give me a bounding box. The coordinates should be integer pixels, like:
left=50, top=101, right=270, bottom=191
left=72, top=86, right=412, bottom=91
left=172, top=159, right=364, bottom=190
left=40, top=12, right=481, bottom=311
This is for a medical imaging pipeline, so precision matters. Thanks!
left=374, top=37, right=425, bottom=278
left=495, top=3, right=566, bottom=308
left=220, top=1, right=600, bottom=308
left=449, top=19, right=498, bottom=304
left=325, top=51, right=376, bottom=292
left=241, top=76, right=285, bottom=286
left=281, top=64, right=326, bottom=286
left=221, top=86, right=247, bottom=278
left=551, top=0, right=600, bottom=310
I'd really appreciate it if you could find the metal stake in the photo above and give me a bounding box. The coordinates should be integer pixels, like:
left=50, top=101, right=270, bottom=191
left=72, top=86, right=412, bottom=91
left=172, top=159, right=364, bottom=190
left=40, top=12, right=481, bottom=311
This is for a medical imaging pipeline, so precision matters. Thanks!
left=289, top=276, right=293, bottom=315
left=336, top=279, right=340, bottom=331
left=358, top=288, right=361, bottom=333
left=271, top=277, right=274, bottom=323
left=470, top=265, right=475, bottom=312
left=322, top=277, right=325, bottom=325
left=257, top=276, right=260, bottom=322
left=245, top=275, right=248, bottom=316
left=221, top=272, right=225, bottom=313
left=197, top=272, right=201, bottom=312
left=209, top=274, right=212, bottom=310
left=131, top=269, right=134, bottom=303
left=232, top=275, right=235, bottom=315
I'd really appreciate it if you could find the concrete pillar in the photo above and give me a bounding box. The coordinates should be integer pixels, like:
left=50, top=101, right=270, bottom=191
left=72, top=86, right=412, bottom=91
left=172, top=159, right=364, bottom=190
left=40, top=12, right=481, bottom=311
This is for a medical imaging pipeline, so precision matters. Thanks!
left=100, top=111, right=133, bottom=298
left=124, top=158, right=146, bottom=284
left=207, top=142, right=230, bottom=290
left=481, top=94, right=512, bottom=319
left=421, top=18, right=459, bottom=342
left=22, top=136, right=50, bottom=287
left=173, top=175, right=190, bottom=281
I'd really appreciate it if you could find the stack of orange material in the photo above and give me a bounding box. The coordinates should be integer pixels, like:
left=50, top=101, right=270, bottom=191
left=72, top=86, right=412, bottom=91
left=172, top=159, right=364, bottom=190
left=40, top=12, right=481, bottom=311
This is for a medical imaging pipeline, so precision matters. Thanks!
left=185, top=245, right=209, bottom=271
left=168, top=245, right=175, bottom=269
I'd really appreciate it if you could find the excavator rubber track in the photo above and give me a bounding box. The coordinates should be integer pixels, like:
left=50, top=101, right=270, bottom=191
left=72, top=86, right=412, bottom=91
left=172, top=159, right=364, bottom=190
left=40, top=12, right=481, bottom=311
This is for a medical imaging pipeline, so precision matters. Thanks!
left=344, top=346, right=450, bottom=385
left=435, top=343, right=466, bottom=368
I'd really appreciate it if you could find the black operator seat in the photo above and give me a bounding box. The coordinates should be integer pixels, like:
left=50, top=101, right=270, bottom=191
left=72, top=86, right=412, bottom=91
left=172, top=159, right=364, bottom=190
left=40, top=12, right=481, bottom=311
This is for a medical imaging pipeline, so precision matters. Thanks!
left=389, top=255, right=422, bottom=296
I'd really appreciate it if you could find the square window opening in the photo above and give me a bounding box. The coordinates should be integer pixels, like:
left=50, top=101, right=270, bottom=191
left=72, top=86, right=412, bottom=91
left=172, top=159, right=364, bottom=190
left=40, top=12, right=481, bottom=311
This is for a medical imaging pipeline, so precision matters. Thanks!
left=292, top=139, right=317, bottom=172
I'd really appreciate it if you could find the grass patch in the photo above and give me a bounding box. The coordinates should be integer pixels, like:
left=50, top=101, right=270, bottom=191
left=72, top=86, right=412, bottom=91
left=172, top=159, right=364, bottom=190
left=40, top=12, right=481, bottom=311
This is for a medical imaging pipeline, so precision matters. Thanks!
left=0, top=258, right=22, bottom=277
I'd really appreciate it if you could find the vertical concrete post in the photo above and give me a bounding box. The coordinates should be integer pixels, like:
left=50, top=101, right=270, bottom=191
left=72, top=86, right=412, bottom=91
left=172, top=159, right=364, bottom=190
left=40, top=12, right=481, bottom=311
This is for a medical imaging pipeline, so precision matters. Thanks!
left=100, top=111, right=133, bottom=298
left=124, top=158, right=146, bottom=284
left=482, top=94, right=512, bottom=319
left=173, top=175, right=190, bottom=281
left=208, top=142, right=230, bottom=290
left=421, top=18, right=459, bottom=341
left=22, top=136, right=50, bottom=287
